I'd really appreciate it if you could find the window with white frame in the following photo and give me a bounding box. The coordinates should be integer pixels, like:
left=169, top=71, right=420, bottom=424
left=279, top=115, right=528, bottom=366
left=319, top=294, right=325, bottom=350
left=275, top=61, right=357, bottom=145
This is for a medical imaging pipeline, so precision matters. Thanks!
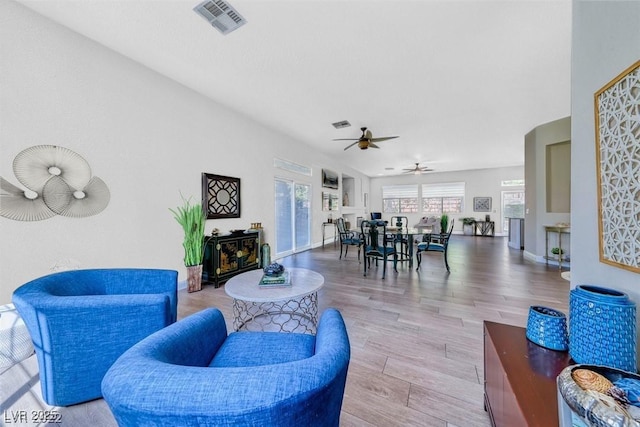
left=501, top=179, right=525, bottom=187
left=273, top=158, right=312, bottom=176
left=421, top=182, right=465, bottom=214
left=382, top=184, right=419, bottom=213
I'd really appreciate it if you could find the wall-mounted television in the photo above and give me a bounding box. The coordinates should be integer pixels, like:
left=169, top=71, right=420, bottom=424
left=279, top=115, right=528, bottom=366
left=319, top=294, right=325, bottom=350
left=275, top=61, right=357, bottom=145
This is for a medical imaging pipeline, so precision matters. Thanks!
left=322, top=169, right=339, bottom=189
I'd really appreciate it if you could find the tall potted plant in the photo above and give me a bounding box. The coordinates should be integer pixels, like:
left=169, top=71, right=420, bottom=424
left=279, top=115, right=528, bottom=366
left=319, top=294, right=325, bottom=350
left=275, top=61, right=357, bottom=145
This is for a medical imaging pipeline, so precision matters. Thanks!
left=440, top=213, right=449, bottom=235
left=170, top=196, right=206, bottom=293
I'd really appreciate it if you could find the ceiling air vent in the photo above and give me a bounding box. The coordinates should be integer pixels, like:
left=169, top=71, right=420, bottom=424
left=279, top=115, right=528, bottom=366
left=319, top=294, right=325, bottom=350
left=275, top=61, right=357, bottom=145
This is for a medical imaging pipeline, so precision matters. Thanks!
left=194, top=0, right=247, bottom=35
left=332, top=120, right=351, bottom=129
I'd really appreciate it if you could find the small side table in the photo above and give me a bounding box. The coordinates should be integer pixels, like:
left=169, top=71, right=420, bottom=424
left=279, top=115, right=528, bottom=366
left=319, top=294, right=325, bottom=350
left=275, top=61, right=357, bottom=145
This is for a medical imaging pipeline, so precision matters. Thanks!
left=0, top=304, right=35, bottom=372
left=322, top=222, right=338, bottom=247
left=544, top=225, right=570, bottom=271
left=224, top=268, right=325, bottom=334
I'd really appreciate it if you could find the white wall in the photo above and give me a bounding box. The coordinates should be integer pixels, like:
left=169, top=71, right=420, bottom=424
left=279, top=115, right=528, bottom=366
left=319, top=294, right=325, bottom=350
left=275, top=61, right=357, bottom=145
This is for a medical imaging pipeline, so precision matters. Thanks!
left=0, top=2, right=368, bottom=304
left=523, top=117, right=571, bottom=261
left=369, top=166, right=524, bottom=235
left=571, top=0, right=640, bottom=289
left=571, top=1, right=640, bottom=361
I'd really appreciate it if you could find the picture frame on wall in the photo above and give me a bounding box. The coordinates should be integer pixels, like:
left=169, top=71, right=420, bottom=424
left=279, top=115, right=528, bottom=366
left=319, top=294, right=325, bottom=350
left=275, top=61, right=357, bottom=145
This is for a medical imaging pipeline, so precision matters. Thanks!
left=322, top=169, right=339, bottom=189
left=473, top=197, right=492, bottom=212
left=322, top=192, right=339, bottom=211
left=594, top=60, right=640, bottom=273
left=202, top=173, right=241, bottom=219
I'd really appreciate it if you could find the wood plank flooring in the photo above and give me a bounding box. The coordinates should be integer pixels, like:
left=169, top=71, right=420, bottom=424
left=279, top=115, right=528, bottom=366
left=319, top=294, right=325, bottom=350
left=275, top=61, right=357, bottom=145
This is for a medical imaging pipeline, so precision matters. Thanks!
left=1, top=236, right=569, bottom=426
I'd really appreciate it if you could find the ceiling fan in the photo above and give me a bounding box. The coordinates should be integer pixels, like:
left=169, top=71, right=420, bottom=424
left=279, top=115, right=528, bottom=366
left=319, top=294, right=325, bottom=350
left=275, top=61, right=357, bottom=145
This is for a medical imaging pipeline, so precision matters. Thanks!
left=333, top=127, right=399, bottom=151
left=402, top=163, right=434, bottom=174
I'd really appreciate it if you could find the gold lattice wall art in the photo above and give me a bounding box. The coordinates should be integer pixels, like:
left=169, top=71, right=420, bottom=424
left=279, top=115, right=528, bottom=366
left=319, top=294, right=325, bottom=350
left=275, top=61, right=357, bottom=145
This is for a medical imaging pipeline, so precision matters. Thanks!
left=594, top=59, right=640, bottom=273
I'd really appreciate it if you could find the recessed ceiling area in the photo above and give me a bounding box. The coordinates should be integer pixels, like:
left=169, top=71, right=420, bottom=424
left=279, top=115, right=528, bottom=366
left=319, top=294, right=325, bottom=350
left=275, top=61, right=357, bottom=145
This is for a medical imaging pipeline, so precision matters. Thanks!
left=17, top=0, right=572, bottom=177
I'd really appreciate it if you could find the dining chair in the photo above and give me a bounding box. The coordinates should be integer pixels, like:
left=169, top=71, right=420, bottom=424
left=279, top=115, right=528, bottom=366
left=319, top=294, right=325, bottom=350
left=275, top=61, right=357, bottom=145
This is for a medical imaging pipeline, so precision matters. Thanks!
left=335, top=217, right=362, bottom=260
left=361, top=220, right=397, bottom=279
left=415, top=219, right=454, bottom=272
left=390, top=216, right=410, bottom=262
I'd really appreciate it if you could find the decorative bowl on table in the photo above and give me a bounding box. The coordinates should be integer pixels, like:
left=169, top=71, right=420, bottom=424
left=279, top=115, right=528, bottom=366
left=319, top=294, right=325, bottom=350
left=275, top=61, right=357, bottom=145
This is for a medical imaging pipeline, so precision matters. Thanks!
left=263, top=263, right=285, bottom=277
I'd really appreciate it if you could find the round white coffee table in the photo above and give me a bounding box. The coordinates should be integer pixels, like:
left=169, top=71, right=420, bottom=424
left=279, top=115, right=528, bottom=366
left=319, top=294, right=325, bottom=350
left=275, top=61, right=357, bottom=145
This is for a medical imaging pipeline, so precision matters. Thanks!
left=224, top=268, right=324, bottom=334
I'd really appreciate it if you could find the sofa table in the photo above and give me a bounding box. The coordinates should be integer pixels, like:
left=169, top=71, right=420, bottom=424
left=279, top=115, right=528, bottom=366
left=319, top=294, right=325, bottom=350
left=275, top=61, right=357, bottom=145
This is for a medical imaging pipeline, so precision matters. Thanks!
left=474, top=220, right=495, bottom=236
left=484, top=321, right=571, bottom=427
left=322, top=222, right=338, bottom=248
left=224, top=268, right=324, bottom=334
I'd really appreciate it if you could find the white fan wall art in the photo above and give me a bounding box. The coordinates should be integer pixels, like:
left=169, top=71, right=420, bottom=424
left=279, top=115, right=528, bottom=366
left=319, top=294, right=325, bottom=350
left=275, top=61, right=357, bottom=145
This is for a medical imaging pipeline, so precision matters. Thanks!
left=1, top=145, right=110, bottom=221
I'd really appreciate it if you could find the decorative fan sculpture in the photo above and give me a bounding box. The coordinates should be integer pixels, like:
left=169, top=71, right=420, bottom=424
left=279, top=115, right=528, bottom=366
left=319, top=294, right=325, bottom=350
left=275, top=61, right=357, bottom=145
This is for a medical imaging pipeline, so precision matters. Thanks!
left=1, top=145, right=110, bottom=221
left=43, top=176, right=111, bottom=218
left=13, top=145, right=92, bottom=192
left=0, top=177, right=57, bottom=221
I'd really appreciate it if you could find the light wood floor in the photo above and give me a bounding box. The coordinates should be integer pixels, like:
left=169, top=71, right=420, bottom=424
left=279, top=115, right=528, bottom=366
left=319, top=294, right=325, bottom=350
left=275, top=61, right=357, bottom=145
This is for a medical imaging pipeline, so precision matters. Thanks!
left=1, top=236, right=569, bottom=426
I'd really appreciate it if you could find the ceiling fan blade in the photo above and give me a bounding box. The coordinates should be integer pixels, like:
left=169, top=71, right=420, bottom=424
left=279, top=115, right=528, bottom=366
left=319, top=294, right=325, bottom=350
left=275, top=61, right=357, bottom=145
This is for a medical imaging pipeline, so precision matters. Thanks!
left=370, top=136, right=399, bottom=142
left=343, top=141, right=360, bottom=151
left=368, top=143, right=380, bottom=149
left=365, top=130, right=372, bottom=140
left=333, top=138, right=359, bottom=141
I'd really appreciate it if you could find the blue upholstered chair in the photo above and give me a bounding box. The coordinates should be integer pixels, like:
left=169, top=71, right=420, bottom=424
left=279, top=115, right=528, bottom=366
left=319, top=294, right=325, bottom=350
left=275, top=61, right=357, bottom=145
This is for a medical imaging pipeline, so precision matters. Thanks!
left=12, top=268, right=178, bottom=406
left=415, top=220, right=454, bottom=272
left=102, top=307, right=350, bottom=427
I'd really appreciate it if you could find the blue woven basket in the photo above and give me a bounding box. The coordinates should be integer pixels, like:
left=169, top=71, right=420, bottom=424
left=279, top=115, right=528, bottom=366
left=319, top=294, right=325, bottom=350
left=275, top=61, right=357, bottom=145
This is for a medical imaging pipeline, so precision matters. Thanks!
left=525, top=306, right=569, bottom=351
left=569, top=285, right=637, bottom=372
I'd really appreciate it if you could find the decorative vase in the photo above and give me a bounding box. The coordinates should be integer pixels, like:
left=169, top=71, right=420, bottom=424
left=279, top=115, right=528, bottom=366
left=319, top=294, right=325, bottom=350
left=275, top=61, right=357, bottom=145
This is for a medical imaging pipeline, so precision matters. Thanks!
left=186, top=264, right=203, bottom=293
left=525, top=306, right=569, bottom=351
left=569, top=285, right=637, bottom=371
left=261, top=243, right=271, bottom=268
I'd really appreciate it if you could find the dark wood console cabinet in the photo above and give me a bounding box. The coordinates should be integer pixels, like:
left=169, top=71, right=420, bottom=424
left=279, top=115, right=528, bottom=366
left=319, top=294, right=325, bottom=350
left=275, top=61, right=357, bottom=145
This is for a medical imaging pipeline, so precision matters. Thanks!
left=484, top=321, right=571, bottom=427
left=202, top=231, right=261, bottom=287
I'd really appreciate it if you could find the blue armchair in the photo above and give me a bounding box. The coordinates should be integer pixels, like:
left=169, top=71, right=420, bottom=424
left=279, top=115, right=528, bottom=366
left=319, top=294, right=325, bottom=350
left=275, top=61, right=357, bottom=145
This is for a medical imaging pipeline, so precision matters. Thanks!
left=102, top=307, right=351, bottom=426
left=12, top=268, right=178, bottom=406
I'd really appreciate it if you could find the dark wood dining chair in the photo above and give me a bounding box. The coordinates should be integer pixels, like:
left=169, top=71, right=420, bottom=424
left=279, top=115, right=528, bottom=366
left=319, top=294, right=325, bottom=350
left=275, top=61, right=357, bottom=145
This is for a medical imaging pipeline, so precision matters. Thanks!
left=335, top=217, right=362, bottom=260
left=415, top=219, right=454, bottom=272
left=390, top=216, right=410, bottom=262
left=361, top=220, right=397, bottom=279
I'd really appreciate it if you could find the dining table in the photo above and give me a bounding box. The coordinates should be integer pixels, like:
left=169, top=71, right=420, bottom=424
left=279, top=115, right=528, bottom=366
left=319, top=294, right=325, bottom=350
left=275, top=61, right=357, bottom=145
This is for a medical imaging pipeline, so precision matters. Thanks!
left=355, top=225, right=432, bottom=268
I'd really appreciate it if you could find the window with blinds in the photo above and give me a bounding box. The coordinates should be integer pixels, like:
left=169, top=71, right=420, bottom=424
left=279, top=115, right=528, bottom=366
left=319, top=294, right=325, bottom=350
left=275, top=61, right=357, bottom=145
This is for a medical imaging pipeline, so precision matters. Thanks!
left=421, top=182, right=465, bottom=214
left=382, top=184, right=419, bottom=213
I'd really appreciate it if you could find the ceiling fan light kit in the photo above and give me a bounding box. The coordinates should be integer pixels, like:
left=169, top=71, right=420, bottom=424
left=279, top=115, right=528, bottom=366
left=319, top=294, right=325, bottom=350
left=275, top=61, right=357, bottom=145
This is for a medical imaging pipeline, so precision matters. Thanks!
left=402, top=163, right=434, bottom=175
left=333, top=127, right=399, bottom=151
